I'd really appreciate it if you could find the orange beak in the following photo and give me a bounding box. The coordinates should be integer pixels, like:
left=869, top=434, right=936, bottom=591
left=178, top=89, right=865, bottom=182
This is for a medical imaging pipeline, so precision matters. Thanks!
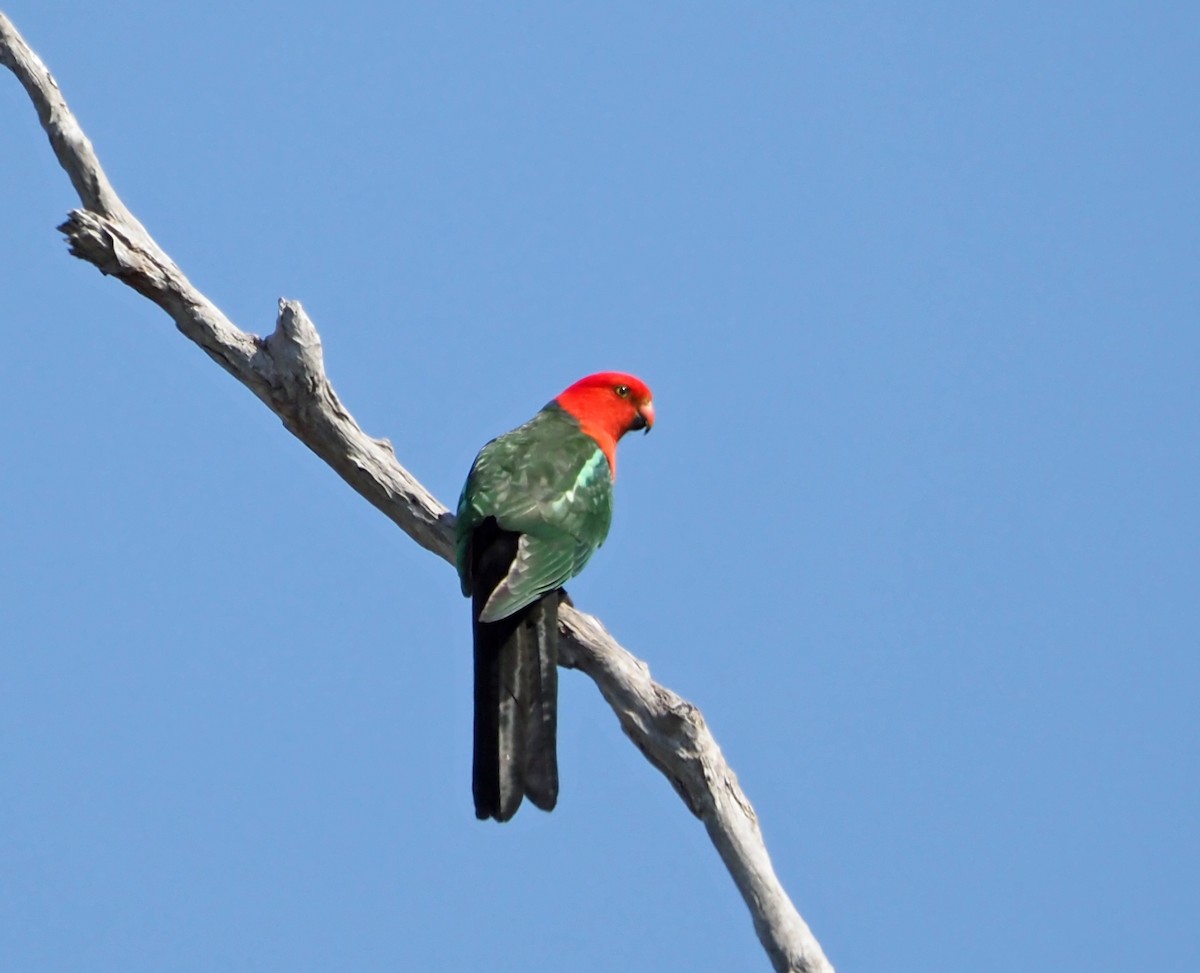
left=637, top=400, right=655, bottom=433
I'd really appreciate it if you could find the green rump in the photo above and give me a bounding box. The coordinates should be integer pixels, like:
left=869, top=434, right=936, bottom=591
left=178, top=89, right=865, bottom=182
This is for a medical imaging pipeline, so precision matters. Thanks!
left=456, top=403, right=614, bottom=622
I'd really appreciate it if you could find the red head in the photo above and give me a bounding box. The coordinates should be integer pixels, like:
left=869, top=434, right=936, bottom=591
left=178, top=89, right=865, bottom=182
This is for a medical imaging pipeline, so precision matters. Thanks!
left=554, top=371, right=655, bottom=476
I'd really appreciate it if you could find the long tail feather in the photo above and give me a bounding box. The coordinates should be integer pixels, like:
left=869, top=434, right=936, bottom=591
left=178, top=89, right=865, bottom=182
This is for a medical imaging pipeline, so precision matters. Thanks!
left=518, top=594, right=558, bottom=811
left=470, top=520, right=559, bottom=821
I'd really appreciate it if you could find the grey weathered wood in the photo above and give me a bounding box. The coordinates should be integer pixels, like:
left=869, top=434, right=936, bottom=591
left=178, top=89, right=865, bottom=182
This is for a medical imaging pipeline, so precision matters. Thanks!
left=0, top=13, right=834, bottom=972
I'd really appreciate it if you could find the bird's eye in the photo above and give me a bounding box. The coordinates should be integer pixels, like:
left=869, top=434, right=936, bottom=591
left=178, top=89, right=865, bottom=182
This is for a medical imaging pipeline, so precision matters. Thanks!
left=615, top=385, right=630, bottom=398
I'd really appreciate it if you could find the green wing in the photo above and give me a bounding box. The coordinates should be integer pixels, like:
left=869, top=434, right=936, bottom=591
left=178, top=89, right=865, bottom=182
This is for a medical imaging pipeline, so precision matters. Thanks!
left=456, top=405, right=613, bottom=620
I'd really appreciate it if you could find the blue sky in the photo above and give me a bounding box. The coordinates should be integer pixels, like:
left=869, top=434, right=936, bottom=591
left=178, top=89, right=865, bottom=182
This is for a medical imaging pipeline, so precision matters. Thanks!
left=2, top=2, right=1197, bottom=970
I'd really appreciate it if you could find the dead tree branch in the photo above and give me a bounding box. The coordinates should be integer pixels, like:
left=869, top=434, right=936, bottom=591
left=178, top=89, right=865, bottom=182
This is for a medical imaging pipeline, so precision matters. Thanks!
left=0, top=13, right=833, bottom=972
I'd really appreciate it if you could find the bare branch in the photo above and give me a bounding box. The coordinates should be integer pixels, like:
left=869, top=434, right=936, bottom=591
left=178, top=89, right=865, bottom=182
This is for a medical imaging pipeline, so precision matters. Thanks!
left=0, top=13, right=833, bottom=972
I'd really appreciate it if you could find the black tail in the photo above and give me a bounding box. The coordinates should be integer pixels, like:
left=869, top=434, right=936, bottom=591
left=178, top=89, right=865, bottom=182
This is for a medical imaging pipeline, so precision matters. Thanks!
left=470, top=522, right=559, bottom=822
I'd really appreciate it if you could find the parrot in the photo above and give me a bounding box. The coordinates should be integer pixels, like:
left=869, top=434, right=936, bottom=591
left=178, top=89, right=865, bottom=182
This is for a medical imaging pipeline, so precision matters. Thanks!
left=455, top=372, right=655, bottom=822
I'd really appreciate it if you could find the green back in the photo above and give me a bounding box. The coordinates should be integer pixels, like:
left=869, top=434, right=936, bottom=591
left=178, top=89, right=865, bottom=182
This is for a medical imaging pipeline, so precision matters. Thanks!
left=456, top=404, right=614, bottom=619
